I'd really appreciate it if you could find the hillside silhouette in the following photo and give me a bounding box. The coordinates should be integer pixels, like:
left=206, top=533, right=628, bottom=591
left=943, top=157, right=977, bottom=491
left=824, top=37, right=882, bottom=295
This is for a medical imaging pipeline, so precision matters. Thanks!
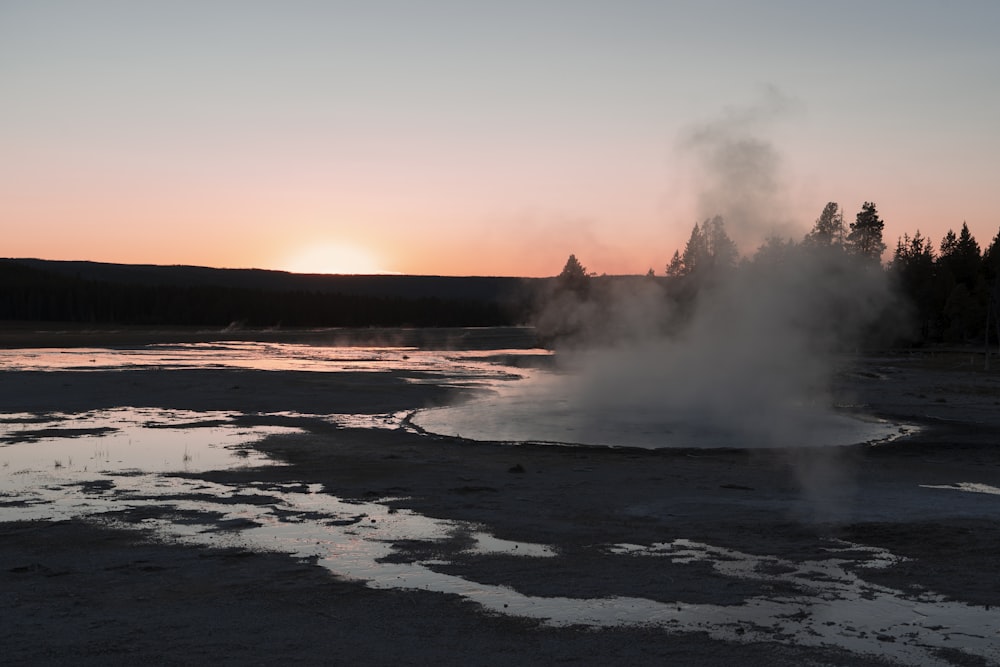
left=0, top=259, right=540, bottom=328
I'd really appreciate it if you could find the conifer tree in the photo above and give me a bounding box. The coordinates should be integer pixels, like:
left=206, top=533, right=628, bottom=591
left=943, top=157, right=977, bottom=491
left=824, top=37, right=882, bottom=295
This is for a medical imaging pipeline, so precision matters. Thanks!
left=803, top=202, right=844, bottom=248
left=556, top=254, right=590, bottom=294
left=847, top=202, right=886, bottom=263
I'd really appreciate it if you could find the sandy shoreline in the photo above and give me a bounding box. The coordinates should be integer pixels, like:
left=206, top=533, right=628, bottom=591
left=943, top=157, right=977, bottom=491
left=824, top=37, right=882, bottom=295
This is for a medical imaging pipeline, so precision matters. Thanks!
left=3, top=329, right=1000, bottom=665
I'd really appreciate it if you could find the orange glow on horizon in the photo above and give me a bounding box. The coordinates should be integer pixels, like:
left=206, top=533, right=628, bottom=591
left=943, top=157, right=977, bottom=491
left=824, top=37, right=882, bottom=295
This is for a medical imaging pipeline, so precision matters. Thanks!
left=5, top=186, right=999, bottom=279
left=277, top=242, right=393, bottom=276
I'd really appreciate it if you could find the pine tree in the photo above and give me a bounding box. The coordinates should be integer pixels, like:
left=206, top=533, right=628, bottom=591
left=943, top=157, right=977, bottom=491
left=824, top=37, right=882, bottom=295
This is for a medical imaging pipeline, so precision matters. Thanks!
left=803, top=202, right=844, bottom=248
left=890, top=231, right=937, bottom=340
left=982, top=226, right=1000, bottom=281
left=704, top=216, right=738, bottom=273
left=665, top=251, right=684, bottom=278
left=672, top=217, right=738, bottom=278
left=847, top=202, right=886, bottom=263
left=680, top=223, right=709, bottom=276
left=937, top=223, right=985, bottom=342
left=938, top=222, right=982, bottom=291
left=556, top=254, right=590, bottom=294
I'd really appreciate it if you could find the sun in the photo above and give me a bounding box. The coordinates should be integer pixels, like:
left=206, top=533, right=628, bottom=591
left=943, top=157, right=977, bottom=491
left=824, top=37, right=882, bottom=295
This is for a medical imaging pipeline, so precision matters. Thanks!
left=280, top=242, right=388, bottom=275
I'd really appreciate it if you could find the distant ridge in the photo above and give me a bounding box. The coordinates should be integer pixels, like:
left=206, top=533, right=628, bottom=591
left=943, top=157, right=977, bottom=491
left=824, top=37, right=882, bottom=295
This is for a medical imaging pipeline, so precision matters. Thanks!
left=4, top=258, right=541, bottom=303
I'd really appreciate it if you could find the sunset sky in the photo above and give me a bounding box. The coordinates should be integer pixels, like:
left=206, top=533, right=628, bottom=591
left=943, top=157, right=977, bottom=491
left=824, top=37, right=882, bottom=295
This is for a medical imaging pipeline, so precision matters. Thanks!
left=3, top=1, right=999, bottom=277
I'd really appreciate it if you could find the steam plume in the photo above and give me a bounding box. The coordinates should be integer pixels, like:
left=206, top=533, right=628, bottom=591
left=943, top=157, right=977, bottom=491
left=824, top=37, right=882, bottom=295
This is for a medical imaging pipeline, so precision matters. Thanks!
left=535, top=91, right=897, bottom=450
left=678, top=86, right=797, bottom=245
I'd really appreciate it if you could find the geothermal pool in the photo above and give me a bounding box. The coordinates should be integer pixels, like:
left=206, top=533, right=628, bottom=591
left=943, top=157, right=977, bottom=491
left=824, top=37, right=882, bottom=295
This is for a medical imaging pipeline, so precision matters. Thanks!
left=3, top=341, right=995, bottom=666
left=411, top=380, right=903, bottom=448
left=0, top=341, right=900, bottom=449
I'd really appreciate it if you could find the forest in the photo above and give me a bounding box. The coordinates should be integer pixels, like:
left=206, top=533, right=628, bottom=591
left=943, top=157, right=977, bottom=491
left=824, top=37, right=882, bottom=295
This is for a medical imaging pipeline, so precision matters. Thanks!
left=0, top=261, right=527, bottom=328
left=551, top=202, right=1000, bottom=348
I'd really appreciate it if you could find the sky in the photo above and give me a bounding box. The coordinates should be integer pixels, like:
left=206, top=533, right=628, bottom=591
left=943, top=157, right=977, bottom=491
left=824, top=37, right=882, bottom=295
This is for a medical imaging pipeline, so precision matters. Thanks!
left=2, top=1, right=999, bottom=277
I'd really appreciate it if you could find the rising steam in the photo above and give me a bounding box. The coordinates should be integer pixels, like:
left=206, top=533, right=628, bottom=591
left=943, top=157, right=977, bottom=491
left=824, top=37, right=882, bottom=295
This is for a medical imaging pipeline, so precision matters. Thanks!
left=420, top=93, right=899, bottom=451
left=544, top=92, right=896, bottom=448
left=678, top=85, right=798, bottom=245
left=557, top=249, right=893, bottom=448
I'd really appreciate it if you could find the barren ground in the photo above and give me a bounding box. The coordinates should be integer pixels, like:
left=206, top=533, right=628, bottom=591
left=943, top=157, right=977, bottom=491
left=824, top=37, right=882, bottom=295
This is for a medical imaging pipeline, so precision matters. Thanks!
left=2, top=328, right=1000, bottom=666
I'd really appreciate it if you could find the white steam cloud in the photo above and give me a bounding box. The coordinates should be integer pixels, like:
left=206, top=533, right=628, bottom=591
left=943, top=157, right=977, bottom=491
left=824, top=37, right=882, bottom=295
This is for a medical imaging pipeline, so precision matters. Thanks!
left=533, top=91, right=898, bottom=450
left=560, top=251, right=892, bottom=448
left=421, top=92, right=899, bottom=456
left=678, top=85, right=798, bottom=246
left=556, top=90, right=893, bottom=447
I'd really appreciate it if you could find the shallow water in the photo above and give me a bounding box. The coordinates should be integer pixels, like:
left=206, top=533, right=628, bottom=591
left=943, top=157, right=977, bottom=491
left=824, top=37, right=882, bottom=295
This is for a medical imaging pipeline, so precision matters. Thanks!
left=0, top=341, right=544, bottom=379
left=0, top=408, right=281, bottom=481
left=2, top=342, right=993, bottom=665
left=411, top=376, right=904, bottom=449
left=0, top=408, right=293, bottom=513
left=1, top=341, right=899, bottom=449
left=921, top=482, right=1000, bottom=496
left=412, top=388, right=907, bottom=449
left=3, top=408, right=996, bottom=665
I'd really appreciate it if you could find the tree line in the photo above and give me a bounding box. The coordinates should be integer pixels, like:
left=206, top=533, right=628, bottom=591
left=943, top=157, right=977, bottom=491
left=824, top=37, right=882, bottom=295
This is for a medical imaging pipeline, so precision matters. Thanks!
left=557, top=201, right=1000, bottom=347
left=0, top=261, right=519, bottom=328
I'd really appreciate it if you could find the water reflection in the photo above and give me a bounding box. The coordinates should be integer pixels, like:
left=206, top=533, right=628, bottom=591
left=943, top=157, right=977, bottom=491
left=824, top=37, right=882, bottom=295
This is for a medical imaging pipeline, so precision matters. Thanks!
left=0, top=408, right=283, bottom=485
left=412, top=382, right=904, bottom=449
left=608, top=540, right=1000, bottom=664
left=0, top=342, right=549, bottom=379
left=921, top=482, right=1000, bottom=496
left=1, top=343, right=991, bottom=665
left=1, top=408, right=996, bottom=664
left=0, top=341, right=900, bottom=449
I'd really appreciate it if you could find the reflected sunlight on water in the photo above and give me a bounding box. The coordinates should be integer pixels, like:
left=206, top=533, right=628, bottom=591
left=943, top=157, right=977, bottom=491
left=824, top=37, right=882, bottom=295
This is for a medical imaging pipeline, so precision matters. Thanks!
left=0, top=342, right=550, bottom=377
left=0, top=408, right=291, bottom=497
left=2, top=409, right=994, bottom=665
left=3, top=342, right=992, bottom=665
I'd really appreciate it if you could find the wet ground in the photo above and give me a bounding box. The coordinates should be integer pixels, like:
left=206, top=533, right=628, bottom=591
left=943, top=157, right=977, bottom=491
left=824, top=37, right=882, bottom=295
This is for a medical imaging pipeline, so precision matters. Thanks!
left=2, top=328, right=1000, bottom=665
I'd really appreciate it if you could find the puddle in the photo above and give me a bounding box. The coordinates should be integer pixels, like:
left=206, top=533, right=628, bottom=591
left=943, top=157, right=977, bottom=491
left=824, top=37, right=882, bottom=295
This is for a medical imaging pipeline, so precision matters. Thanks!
left=0, top=408, right=564, bottom=625
left=604, top=540, right=1000, bottom=666
left=921, top=482, right=1000, bottom=496
left=151, top=500, right=1000, bottom=666
left=0, top=408, right=286, bottom=491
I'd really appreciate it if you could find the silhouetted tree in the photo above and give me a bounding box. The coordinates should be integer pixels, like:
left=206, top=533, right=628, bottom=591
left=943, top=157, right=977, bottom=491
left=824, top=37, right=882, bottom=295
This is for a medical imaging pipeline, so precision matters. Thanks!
left=891, top=231, right=935, bottom=272
left=982, top=226, right=1000, bottom=283
left=890, top=231, right=938, bottom=340
left=751, top=235, right=798, bottom=268
left=680, top=222, right=709, bottom=276
left=555, top=254, right=590, bottom=295
left=847, top=202, right=886, bottom=263
left=670, top=216, right=738, bottom=280
left=0, top=261, right=515, bottom=328
left=939, top=222, right=982, bottom=290
left=803, top=202, right=844, bottom=248
left=981, top=227, right=1000, bottom=354
left=981, top=227, right=1000, bottom=309
left=665, top=250, right=684, bottom=278
left=705, top=216, right=739, bottom=273
left=936, top=223, right=985, bottom=342
left=943, top=283, right=979, bottom=342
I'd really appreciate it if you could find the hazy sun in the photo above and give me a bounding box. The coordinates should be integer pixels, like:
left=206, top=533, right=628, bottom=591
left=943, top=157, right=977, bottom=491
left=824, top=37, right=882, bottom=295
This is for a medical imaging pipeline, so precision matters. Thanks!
left=280, top=242, right=388, bottom=275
